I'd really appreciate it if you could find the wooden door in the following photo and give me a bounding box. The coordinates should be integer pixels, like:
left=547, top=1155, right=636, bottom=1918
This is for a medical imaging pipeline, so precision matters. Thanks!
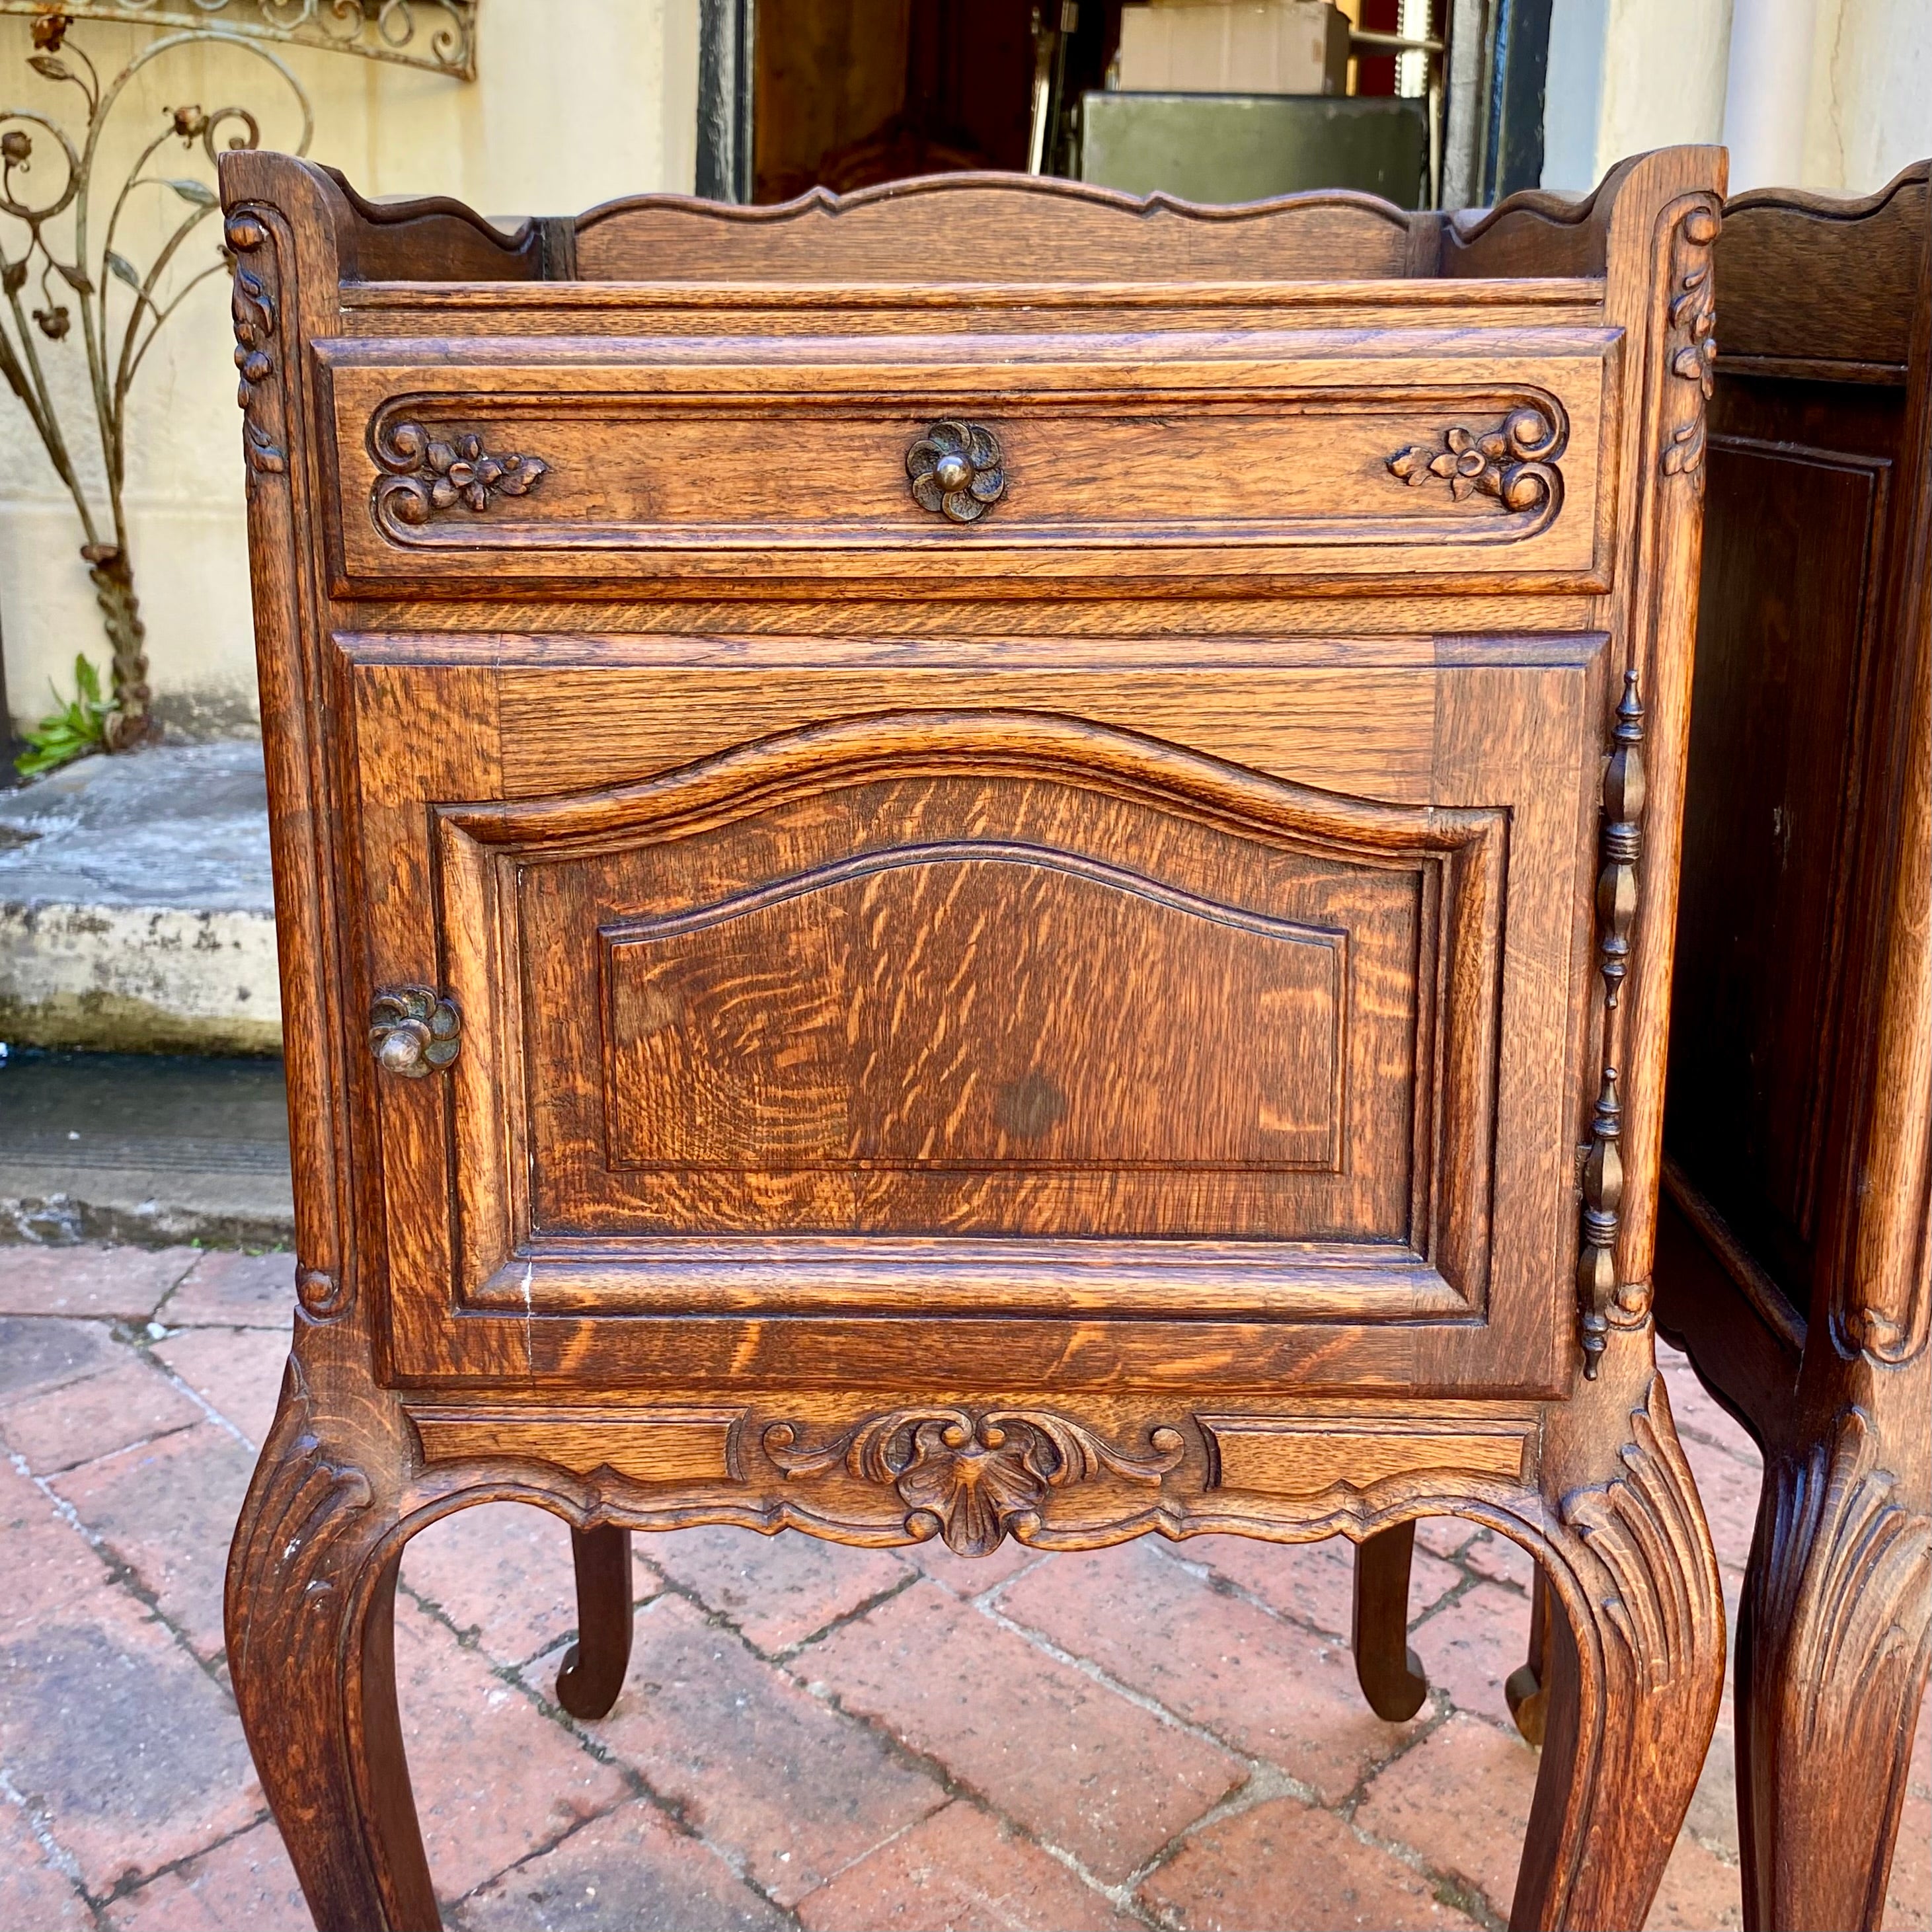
left=348, top=625, right=1604, bottom=1400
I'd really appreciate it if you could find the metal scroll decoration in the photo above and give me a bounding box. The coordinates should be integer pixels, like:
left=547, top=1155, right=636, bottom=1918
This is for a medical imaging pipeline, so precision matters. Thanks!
left=906, top=419, right=1005, bottom=523
left=372, top=420, right=549, bottom=528
left=1387, top=405, right=1563, bottom=512
left=1578, top=671, right=1648, bottom=1377
left=1, top=4, right=476, bottom=761
left=1, top=14, right=312, bottom=752
left=0, top=3, right=479, bottom=77
left=368, top=985, right=461, bottom=1079
left=765, top=1408, right=1185, bottom=1556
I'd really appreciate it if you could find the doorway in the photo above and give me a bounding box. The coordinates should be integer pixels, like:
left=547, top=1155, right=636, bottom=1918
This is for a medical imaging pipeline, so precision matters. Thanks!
left=694, top=0, right=1549, bottom=210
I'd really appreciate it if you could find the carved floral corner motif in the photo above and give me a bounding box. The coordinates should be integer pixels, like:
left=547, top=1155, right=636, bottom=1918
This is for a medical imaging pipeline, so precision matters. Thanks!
left=764, top=1409, right=1186, bottom=1556
left=224, top=212, right=285, bottom=476
left=1661, top=202, right=1720, bottom=479
left=372, top=421, right=549, bottom=529
left=1386, top=405, right=1563, bottom=510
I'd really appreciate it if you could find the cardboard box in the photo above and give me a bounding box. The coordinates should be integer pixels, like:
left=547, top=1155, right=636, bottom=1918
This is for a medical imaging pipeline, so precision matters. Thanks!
left=1112, top=1, right=1351, bottom=97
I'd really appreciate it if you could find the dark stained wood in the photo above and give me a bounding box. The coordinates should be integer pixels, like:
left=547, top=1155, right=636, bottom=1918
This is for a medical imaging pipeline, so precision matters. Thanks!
left=1715, top=171, right=1926, bottom=371
left=219, top=149, right=1726, bottom=1932
left=316, top=167, right=553, bottom=283
left=1504, top=1565, right=1553, bottom=1746
left=1352, top=1520, right=1430, bottom=1720
left=1638, top=163, right=1932, bottom=1932
left=753, top=0, right=1035, bottom=202
left=1668, top=417, right=1898, bottom=1306
left=553, top=1526, right=635, bottom=1720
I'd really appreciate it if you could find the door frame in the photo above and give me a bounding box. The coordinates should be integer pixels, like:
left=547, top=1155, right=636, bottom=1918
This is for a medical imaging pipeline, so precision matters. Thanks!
left=697, top=0, right=755, bottom=202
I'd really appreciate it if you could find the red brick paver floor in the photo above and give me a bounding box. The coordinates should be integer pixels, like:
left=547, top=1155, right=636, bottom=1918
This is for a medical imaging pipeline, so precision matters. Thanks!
left=1, top=1243, right=1927, bottom=1931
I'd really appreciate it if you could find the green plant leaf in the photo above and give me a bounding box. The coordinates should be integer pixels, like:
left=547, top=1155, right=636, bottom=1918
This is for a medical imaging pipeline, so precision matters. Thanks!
left=165, top=178, right=219, bottom=207
left=106, top=250, right=141, bottom=290
left=15, top=657, right=108, bottom=777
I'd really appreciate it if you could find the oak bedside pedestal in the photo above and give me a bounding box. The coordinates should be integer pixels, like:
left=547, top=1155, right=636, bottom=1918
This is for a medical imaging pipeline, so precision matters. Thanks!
left=1646, top=165, right=1932, bottom=1932
left=218, top=144, right=1727, bottom=1931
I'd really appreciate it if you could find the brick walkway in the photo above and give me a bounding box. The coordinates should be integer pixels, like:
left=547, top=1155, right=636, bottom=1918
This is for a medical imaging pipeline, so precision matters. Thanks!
left=3, top=1245, right=1926, bottom=1932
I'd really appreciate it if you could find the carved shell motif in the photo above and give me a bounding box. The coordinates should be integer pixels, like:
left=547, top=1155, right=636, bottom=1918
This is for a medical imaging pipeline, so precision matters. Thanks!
left=906, top=420, right=1005, bottom=523
left=766, top=1409, right=1184, bottom=1556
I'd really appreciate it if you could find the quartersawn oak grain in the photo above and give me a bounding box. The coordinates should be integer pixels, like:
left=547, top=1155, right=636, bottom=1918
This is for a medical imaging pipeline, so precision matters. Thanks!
left=1650, top=162, right=1932, bottom=1932
left=219, top=149, right=1725, bottom=1932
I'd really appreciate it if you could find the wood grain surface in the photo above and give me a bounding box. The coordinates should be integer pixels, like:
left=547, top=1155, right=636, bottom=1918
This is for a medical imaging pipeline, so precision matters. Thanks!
left=1653, top=163, right=1932, bottom=1932
left=218, top=151, right=1727, bottom=1932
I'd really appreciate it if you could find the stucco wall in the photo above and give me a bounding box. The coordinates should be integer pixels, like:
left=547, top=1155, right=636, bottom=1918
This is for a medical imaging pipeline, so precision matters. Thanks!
left=1800, top=0, right=1932, bottom=192
left=1, top=5, right=698, bottom=740
left=1543, top=0, right=1932, bottom=194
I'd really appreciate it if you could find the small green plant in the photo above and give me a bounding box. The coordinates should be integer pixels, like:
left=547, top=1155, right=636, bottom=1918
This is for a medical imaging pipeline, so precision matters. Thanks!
left=15, top=652, right=110, bottom=777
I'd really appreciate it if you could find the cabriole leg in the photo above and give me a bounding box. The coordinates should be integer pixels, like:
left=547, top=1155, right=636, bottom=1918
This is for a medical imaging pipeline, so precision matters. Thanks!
left=1736, top=1361, right=1931, bottom=1932
left=1505, top=1567, right=1553, bottom=1746
left=1352, top=1520, right=1430, bottom=1720
left=225, top=1358, right=439, bottom=1932
left=1508, top=1353, right=1726, bottom=1931
left=555, top=1524, right=635, bottom=1720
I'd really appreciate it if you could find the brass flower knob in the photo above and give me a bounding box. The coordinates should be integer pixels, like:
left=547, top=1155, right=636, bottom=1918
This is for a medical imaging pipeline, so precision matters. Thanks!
left=907, top=420, right=1004, bottom=523
left=369, top=986, right=461, bottom=1078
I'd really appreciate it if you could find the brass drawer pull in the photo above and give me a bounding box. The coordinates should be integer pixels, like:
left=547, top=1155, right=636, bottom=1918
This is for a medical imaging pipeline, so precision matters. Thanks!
left=906, top=420, right=1004, bottom=523
left=369, top=986, right=461, bottom=1077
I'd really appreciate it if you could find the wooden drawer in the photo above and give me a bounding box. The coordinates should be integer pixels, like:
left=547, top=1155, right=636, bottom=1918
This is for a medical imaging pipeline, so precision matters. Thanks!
left=318, top=326, right=1621, bottom=593
left=348, top=632, right=1606, bottom=1399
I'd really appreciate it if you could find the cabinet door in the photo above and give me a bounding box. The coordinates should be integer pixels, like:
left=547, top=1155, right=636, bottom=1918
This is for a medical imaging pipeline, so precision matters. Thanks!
left=346, top=633, right=1604, bottom=1399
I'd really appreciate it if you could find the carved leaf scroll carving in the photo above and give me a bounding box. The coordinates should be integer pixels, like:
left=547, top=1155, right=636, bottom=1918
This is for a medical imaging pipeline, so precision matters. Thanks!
left=1561, top=1373, right=1720, bottom=1692
left=1387, top=405, right=1563, bottom=511
left=229, top=1360, right=376, bottom=1644
left=765, top=1409, right=1185, bottom=1555
left=1661, top=204, right=1720, bottom=478
left=372, top=420, right=549, bottom=529
left=1754, top=1407, right=1932, bottom=1746
left=224, top=212, right=285, bottom=475
left=295, top=1266, right=348, bottom=1320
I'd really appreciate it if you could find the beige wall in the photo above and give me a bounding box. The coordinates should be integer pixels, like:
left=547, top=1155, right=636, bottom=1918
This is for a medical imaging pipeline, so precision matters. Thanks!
left=1, top=4, right=698, bottom=739
left=1543, top=0, right=1932, bottom=194
left=1800, top=0, right=1932, bottom=192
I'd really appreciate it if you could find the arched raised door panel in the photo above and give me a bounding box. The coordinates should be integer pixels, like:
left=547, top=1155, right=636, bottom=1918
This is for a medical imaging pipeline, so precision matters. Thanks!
left=352, top=685, right=1605, bottom=1400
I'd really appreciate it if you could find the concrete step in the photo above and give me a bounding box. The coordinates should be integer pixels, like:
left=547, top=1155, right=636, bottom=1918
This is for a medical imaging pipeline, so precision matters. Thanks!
left=0, top=1049, right=293, bottom=1247
left=0, top=742, right=280, bottom=1054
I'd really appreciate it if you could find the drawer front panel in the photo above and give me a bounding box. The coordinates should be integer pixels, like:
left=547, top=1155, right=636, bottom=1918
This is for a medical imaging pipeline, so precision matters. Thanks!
left=349, top=635, right=1605, bottom=1397
left=319, top=328, right=1619, bottom=590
